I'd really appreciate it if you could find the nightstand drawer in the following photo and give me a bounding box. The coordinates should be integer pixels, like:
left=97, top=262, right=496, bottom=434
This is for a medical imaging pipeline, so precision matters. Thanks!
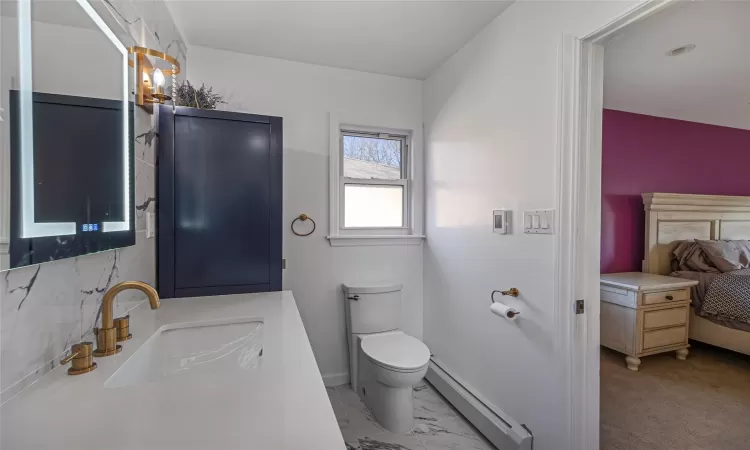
left=642, top=325, right=687, bottom=351
left=642, top=288, right=689, bottom=306
left=642, top=306, right=688, bottom=330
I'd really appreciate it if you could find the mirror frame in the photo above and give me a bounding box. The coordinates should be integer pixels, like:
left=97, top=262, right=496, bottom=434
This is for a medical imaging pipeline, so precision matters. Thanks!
left=5, top=0, right=135, bottom=269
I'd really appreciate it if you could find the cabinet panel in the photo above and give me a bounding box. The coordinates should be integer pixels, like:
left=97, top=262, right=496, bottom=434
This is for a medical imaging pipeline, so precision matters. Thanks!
left=601, top=301, right=637, bottom=354
left=643, top=306, right=688, bottom=330
left=174, top=116, right=271, bottom=290
left=601, top=286, right=637, bottom=308
left=642, top=326, right=687, bottom=351
left=158, top=106, right=282, bottom=298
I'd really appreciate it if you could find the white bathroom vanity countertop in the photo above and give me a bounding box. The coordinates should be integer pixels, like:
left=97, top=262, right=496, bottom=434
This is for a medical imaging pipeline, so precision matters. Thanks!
left=1, top=291, right=345, bottom=450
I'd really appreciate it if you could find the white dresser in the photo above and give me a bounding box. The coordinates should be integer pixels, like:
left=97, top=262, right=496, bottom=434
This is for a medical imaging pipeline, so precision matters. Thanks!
left=600, top=272, right=699, bottom=371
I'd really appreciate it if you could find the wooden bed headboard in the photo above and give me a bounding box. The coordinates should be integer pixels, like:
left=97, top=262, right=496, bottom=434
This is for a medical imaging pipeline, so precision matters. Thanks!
left=643, top=193, right=750, bottom=275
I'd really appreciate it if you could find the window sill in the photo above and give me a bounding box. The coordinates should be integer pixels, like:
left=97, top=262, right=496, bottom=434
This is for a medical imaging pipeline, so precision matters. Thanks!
left=326, top=235, right=425, bottom=247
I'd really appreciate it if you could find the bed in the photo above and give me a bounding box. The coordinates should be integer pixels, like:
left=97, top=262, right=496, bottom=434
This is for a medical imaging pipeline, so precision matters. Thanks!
left=643, top=193, right=750, bottom=355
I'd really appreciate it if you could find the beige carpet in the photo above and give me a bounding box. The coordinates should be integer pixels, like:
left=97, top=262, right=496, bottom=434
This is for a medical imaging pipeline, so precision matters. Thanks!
left=601, top=343, right=750, bottom=450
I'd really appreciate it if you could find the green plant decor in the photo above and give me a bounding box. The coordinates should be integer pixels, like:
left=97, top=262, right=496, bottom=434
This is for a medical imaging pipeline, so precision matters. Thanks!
left=175, top=80, right=226, bottom=109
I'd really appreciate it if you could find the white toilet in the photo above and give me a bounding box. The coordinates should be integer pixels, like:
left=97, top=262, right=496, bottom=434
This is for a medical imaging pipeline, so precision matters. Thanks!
left=344, top=284, right=430, bottom=433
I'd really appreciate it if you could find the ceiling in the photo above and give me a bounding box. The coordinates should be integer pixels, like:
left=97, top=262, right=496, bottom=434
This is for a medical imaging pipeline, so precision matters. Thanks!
left=604, top=0, right=750, bottom=130
left=166, top=1, right=512, bottom=80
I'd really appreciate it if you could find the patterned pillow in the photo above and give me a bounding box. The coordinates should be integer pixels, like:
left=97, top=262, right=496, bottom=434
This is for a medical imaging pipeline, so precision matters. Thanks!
left=696, top=240, right=750, bottom=273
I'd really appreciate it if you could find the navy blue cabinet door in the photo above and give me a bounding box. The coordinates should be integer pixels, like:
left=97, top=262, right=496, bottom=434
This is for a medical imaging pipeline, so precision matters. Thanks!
left=158, top=106, right=282, bottom=298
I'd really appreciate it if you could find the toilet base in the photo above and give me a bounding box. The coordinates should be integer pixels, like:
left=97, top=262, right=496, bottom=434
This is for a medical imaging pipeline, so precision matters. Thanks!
left=351, top=333, right=429, bottom=433
left=359, top=379, right=416, bottom=433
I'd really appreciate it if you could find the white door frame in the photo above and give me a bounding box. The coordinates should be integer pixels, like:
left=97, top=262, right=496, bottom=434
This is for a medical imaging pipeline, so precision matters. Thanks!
left=557, top=1, right=679, bottom=449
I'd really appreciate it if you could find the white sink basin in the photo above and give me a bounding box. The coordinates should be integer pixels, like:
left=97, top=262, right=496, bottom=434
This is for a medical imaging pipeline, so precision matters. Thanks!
left=105, top=317, right=263, bottom=388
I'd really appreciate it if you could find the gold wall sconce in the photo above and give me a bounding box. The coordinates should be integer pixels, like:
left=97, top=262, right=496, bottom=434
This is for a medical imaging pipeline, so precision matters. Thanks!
left=128, top=46, right=181, bottom=113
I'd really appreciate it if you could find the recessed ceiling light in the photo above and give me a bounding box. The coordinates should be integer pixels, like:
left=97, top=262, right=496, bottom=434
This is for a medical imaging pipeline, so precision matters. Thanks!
left=666, top=44, right=696, bottom=56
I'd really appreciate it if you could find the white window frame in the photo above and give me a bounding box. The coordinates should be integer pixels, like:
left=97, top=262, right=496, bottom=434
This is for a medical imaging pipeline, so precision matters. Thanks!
left=328, top=113, right=424, bottom=247
left=340, top=129, right=409, bottom=231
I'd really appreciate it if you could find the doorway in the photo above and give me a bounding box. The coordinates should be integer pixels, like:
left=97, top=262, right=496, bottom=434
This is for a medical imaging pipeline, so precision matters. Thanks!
left=562, top=0, right=750, bottom=448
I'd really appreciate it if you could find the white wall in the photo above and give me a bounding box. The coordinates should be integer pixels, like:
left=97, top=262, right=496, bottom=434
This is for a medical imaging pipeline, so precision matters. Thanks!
left=187, top=46, right=424, bottom=383
left=423, top=2, right=636, bottom=449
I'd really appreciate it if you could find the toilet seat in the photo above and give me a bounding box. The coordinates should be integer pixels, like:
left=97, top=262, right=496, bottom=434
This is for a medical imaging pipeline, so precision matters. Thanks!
left=361, top=332, right=430, bottom=373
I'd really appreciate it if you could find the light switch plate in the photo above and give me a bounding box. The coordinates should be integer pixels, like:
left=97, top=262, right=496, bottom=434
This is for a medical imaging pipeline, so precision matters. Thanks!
left=146, top=212, right=155, bottom=238
left=523, top=209, right=554, bottom=234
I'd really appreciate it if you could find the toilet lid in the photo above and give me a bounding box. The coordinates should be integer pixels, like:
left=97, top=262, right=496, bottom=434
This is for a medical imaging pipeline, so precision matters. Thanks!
left=361, top=332, right=430, bottom=371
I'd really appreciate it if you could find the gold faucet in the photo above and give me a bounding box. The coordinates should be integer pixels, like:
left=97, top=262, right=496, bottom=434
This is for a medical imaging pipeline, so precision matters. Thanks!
left=93, top=281, right=160, bottom=357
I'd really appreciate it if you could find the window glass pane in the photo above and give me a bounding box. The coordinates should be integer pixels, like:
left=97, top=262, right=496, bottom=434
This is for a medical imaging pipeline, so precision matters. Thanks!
left=343, top=135, right=402, bottom=180
left=344, top=184, right=403, bottom=227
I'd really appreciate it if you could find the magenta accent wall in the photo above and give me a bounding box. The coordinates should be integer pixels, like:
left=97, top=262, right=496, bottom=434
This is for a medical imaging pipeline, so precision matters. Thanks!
left=601, top=109, right=750, bottom=273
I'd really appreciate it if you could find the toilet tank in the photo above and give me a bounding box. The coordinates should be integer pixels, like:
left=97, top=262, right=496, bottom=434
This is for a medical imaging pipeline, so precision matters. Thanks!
left=344, top=284, right=403, bottom=334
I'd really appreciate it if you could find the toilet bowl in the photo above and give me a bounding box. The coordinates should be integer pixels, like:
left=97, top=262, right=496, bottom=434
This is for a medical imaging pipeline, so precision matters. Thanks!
left=356, top=331, right=430, bottom=432
left=343, top=284, right=430, bottom=433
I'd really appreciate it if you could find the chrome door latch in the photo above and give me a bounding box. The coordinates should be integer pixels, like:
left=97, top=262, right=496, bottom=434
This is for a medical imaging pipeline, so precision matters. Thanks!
left=574, top=299, right=585, bottom=314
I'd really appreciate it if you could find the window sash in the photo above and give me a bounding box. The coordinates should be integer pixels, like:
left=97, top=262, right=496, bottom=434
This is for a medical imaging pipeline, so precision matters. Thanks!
left=339, top=128, right=411, bottom=232
left=340, top=130, right=408, bottom=180
left=340, top=178, right=409, bottom=230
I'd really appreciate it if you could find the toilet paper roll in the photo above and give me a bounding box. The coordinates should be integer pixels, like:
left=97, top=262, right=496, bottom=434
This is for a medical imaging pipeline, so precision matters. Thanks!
left=491, top=302, right=520, bottom=321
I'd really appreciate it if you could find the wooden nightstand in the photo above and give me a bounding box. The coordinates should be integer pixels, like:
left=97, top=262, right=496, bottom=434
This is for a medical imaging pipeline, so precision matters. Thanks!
left=600, top=272, right=699, bottom=371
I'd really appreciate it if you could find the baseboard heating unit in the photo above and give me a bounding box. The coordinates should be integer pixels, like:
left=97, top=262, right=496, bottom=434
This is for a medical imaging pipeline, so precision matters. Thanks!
left=425, top=357, right=533, bottom=450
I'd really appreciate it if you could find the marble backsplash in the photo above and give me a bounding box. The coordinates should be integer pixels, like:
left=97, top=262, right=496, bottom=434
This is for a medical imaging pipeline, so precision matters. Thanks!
left=0, top=0, right=186, bottom=403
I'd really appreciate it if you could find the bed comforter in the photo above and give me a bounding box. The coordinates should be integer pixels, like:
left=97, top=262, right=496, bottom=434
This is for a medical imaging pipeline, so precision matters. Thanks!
left=672, top=270, right=750, bottom=332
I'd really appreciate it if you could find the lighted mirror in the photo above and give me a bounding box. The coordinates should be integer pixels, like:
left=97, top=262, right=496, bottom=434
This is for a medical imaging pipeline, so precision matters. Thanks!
left=1, top=0, right=135, bottom=270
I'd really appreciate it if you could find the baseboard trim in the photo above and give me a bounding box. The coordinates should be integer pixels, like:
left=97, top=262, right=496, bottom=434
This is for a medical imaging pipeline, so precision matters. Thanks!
left=426, top=357, right=533, bottom=450
left=323, top=372, right=350, bottom=387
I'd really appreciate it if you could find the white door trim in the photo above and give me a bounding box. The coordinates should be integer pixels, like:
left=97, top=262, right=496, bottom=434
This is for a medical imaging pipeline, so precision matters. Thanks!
left=557, top=1, right=679, bottom=449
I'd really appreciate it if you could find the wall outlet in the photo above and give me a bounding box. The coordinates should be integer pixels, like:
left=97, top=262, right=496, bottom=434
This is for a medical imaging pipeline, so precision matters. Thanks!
left=146, top=212, right=155, bottom=238
left=523, top=209, right=554, bottom=234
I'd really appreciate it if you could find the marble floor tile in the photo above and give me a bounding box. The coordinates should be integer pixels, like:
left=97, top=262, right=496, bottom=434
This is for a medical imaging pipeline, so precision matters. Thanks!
left=357, top=433, right=426, bottom=450
left=330, top=382, right=496, bottom=450
left=335, top=385, right=386, bottom=447
left=413, top=417, right=494, bottom=450
left=327, top=387, right=349, bottom=427
left=413, top=382, right=458, bottom=424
